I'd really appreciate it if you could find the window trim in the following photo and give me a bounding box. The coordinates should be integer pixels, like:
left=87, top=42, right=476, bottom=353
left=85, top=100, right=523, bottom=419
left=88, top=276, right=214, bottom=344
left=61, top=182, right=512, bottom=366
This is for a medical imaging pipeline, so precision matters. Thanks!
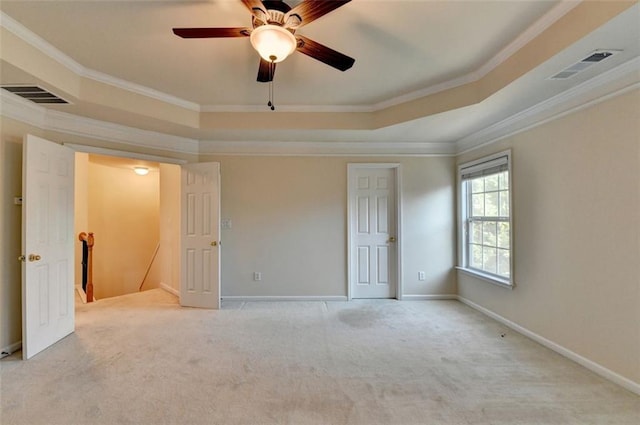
left=457, top=150, right=514, bottom=288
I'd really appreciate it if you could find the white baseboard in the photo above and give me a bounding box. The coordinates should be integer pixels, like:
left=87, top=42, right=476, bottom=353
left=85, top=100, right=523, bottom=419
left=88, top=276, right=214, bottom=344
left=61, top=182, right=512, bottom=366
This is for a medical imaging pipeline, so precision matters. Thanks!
left=402, top=294, right=458, bottom=300
left=222, top=294, right=457, bottom=302
left=75, top=284, right=99, bottom=302
left=75, top=284, right=87, bottom=303
left=1, top=341, right=22, bottom=358
left=159, top=282, right=179, bottom=297
left=457, top=295, right=640, bottom=396
left=221, top=295, right=349, bottom=302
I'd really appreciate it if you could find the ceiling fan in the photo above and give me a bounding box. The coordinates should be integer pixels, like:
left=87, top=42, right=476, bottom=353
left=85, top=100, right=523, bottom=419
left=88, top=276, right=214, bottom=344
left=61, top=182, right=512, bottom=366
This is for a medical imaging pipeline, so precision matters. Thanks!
left=172, top=0, right=355, bottom=83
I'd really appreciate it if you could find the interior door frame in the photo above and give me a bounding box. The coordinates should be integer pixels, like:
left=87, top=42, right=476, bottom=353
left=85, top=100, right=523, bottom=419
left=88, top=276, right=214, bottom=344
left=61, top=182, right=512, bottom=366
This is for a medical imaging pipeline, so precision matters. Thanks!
left=347, top=163, right=403, bottom=301
left=18, top=142, right=190, bottom=358
left=64, top=143, right=187, bottom=297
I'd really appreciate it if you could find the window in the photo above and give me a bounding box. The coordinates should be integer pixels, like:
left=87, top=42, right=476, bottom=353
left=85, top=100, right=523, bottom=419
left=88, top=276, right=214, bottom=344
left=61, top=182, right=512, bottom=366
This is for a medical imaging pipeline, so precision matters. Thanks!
left=458, top=151, right=513, bottom=286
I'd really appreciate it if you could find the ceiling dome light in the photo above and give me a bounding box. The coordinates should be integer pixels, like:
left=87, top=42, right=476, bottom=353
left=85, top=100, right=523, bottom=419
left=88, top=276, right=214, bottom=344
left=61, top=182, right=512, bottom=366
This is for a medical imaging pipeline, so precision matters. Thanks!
left=133, top=166, right=149, bottom=176
left=250, top=24, right=297, bottom=63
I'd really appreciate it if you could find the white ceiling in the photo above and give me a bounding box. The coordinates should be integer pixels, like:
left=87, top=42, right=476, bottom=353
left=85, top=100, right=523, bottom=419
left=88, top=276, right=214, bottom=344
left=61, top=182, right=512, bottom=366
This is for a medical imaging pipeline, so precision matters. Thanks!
left=1, top=0, right=639, bottom=154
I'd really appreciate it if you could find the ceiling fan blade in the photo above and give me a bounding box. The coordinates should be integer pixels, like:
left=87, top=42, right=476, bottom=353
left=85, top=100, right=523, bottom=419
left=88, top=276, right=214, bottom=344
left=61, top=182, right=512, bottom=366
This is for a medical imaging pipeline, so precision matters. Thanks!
left=241, top=0, right=267, bottom=15
left=241, top=0, right=269, bottom=23
left=296, top=35, right=355, bottom=71
left=285, top=0, right=351, bottom=28
left=257, top=58, right=276, bottom=82
left=172, top=28, right=251, bottom=38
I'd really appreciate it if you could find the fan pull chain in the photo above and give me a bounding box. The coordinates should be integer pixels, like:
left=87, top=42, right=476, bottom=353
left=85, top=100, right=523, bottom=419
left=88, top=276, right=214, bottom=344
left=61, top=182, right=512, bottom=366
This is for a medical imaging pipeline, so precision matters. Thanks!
left=267, top=57, right=275, bottom=111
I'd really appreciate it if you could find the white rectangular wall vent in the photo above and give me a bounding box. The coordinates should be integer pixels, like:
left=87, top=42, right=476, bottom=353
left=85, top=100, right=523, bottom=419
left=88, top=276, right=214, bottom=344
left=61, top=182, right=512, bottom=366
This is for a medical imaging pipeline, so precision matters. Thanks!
left=549, top=50, right=621, bottom=80
left=1, top=85, right=69, bottom=104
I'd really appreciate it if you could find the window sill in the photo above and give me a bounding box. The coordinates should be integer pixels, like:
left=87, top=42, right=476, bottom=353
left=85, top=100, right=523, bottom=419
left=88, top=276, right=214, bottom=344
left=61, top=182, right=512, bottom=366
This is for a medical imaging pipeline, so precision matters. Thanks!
left=456, top=267, right=514, bottom=289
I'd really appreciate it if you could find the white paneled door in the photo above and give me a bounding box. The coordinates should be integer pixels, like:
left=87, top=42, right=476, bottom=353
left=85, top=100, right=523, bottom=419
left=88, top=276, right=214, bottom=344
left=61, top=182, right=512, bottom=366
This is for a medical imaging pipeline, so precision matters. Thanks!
left=22, top=135, right=75, bottom=359
left=348, top=164, right=399, bottom=299
left=180, top=162, right=221, bottom=309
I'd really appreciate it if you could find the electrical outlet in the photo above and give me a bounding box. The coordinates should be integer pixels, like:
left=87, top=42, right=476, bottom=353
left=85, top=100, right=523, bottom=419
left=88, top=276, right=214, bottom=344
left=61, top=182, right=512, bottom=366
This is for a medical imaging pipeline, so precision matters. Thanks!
left=418, top=271, right=426, bottom=281
left=253, top=272, right=262, bottom=281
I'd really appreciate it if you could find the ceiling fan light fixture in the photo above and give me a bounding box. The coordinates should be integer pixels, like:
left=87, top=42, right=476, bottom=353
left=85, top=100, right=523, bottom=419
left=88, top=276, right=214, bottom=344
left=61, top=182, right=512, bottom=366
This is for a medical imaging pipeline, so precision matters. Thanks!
left=250, top=24, right=296, bottom=63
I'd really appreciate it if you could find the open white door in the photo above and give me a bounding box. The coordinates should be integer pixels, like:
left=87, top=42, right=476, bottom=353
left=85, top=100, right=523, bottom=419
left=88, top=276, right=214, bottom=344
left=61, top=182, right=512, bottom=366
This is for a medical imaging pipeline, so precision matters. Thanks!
left=180, top=162, right=221, bottom=309
left=22, top=135, right=75, bottom=359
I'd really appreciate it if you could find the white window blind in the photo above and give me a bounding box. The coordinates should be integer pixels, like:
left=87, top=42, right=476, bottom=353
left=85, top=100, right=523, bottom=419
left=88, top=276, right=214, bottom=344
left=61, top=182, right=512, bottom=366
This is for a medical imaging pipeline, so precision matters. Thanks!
left=460, top=155, right=509, bottom=181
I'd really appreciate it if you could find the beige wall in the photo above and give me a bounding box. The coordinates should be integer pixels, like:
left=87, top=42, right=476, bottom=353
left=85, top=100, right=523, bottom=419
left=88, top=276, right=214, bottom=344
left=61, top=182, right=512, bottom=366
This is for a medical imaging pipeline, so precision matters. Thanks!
left=159, top=163, right=181, bottom=293
left=0, top=132, right=24, bottom=351
left=400, top=157, right=457, bottom=296
left=199, top=155, right=457, bottom=298
left=87, top=159, right=161, bottom=299
left=457, top=89, right=640, bottom=384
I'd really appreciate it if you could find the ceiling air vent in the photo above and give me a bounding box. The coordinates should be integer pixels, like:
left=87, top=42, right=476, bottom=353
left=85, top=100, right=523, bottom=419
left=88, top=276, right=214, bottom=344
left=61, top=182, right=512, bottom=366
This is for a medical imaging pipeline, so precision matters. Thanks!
left=548, top=50, right=620, bottom=80
left=1, top=85, right=69, bottom=104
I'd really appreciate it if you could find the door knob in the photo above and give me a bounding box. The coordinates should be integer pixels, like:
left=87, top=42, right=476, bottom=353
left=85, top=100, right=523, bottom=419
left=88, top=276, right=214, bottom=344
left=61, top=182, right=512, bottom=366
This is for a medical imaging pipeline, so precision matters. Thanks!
left=18, top=255, right=26, bottom=262
left=211, top=241, right=217, bottom=246
left=28, top=254, right=41, bottom=262
left=388, top=236, right=396, bottom=243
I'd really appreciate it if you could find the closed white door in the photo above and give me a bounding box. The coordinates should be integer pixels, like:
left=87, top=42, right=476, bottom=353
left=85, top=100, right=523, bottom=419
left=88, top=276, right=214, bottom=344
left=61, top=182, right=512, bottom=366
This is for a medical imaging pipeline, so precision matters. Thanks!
left=348, top=165, right=399, bottom=299
left=180, top=162, right=221, bottom=309
left=22, top=134, right=75, bottom=359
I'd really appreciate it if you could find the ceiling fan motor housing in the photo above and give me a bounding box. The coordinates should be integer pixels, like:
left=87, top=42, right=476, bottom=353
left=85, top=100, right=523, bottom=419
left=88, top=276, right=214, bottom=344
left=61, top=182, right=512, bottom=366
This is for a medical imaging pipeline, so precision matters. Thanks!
left=253, top=1, right=301, bottom=29
left=253, top=8, right=299, bottom=30
left=266, top=9, right=286, bottom=25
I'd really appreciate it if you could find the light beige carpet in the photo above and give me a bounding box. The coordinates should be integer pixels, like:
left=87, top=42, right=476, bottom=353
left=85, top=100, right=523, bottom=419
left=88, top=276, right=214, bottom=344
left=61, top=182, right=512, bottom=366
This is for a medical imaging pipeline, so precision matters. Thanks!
left=1, top=289, right=639, bottom=425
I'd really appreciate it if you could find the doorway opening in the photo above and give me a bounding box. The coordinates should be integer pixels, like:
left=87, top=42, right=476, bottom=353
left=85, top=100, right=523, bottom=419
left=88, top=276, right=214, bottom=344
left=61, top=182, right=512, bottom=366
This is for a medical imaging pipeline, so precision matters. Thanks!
left=73, top=152, right=181, bottom=303
left=21, top=135, right=221, bottom=359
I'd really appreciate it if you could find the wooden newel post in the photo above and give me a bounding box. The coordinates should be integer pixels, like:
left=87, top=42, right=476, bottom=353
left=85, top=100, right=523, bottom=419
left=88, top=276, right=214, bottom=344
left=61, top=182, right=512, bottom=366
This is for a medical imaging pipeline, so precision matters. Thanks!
left=78, top=232, right=95, bottom=303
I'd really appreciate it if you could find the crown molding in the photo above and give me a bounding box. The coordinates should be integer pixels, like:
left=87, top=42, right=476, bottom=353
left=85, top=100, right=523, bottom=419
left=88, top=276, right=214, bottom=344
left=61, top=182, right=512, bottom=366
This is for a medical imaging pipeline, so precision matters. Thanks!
left=1, top=90, right=454, bottom=156
left=1, top=1, right=579, bottom=114
left=473, top=0, right=582, bottom=85
left=0, top=11, right=200, bottom=112
left=366, top=0, right=582, bottom=112
left=455, top=56, right=640, bottom=154
left=45, top=109, right=200, bottom=155
left=0, top=91, right=199, bottom=154
left=3, top=54, right=636, bottom=158
left=198, top=140, right=456, bottom=157
left=200, top=103, right=374, bottom=113
left=81, top=68, right=201, bottom=112
left=0, top=12, right=85, bottom=76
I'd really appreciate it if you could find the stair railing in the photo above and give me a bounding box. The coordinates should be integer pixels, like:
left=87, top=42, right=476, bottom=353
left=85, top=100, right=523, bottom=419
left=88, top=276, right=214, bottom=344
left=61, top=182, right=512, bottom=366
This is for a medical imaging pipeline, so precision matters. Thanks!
left=78, top=232, right=95, bottom=303
left=139, top=242, right=160, bottom=292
